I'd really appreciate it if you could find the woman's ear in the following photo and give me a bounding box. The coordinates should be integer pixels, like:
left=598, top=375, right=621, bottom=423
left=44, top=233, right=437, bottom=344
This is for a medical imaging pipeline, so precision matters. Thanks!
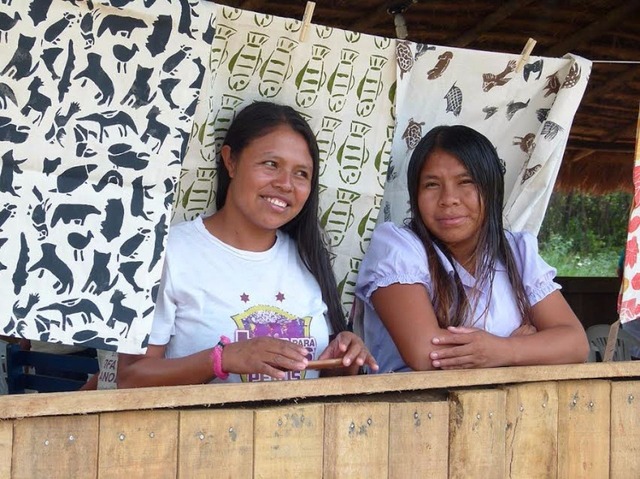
left=221, top=145, right=236, bottom=178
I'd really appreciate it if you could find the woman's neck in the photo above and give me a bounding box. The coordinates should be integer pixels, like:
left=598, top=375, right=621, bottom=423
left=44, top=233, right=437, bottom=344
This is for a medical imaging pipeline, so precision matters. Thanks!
left=203, top=210, right=277, bottom=252
left=450, top=248, right=478, bottom=276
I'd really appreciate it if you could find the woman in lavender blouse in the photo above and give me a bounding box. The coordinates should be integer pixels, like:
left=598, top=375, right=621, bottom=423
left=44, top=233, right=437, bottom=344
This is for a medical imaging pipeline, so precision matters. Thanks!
left=356, top=125, right=589, bottom=373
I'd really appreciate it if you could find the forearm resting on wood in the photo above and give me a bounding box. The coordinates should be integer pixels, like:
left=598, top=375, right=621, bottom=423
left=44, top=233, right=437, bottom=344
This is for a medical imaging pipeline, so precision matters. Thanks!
left=117, top=349, right=213, bottom=388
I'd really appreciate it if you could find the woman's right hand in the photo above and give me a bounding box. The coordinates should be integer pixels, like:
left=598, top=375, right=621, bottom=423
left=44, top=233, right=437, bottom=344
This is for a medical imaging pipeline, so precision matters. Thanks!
left=221, top=337, right=309, bottom=379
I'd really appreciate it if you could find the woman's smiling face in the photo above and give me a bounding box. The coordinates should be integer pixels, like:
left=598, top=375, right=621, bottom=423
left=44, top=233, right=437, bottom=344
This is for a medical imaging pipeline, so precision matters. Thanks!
left=221, top=124, right=314, bottom=235
left=418, top=148, right=484, bottom=263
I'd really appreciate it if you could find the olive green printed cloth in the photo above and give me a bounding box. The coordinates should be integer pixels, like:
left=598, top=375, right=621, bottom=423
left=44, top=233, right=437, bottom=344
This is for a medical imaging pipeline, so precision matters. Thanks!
left=173, top=6, right=396, bottom=313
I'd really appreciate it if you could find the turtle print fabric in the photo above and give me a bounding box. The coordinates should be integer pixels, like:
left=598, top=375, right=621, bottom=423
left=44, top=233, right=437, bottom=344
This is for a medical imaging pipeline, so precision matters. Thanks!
left=384, top=44, right=591, bottom=234
left=0, top=0, right=216, bottom=353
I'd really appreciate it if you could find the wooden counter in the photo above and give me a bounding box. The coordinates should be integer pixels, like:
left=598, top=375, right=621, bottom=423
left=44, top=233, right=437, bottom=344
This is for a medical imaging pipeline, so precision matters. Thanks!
left=1, top=362, right=639, bottom=478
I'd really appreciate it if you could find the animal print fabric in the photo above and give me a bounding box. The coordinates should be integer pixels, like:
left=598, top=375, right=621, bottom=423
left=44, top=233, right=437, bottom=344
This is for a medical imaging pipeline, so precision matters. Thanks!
left=0, top=0, right=215, bottom=353
left=386, top=42, right=591, bottom=233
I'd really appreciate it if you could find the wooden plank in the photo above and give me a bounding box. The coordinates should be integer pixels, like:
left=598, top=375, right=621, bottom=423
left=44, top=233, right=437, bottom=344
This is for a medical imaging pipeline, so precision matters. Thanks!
left=545, top=0, right=640, bottom=56
left=324, top=402, right=389, bottom=478
left=389, top=401, right=448, bottom=478
left=505, top=382, right=558, bottom=478
left=0, top=419, right=12, bottom=479
left=558, top=380, right=610, bottom=478
left=254, top=404, right=324, bottom=478
left=12, top=415, right=98, bottom=479
left=179, top=409, right=253, bottom=478
left=449, top=389, right=506, bottom=479
left=610, top=381, right=640, bottom=477
left=98, top=410, right=178, bottom=479
left=451, top=0, right=536, bottom=47
left=1, top=363, right=639, bottom=419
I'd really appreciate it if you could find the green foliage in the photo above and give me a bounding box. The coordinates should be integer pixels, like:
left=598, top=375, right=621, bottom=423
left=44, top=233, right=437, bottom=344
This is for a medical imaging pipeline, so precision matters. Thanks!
left=538, top=191, right=631, bottom=277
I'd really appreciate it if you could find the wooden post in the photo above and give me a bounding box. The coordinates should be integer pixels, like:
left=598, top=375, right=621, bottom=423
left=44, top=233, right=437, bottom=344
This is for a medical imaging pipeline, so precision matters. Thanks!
left=254, top=405, right=324, bottom=477
left=505, top=382, right=559, bottom=478
left=557, top=380, right=611, bottom=477
left=610, top=381, right=640, bottom=476
left=449, top=389, right=506, bottom=479
left=179, top=409, right=253, bottom=478
left=98, top=410, right=179, bottom=479
left=12, top=415, right=99, bottom=479
left=389, top=401, right=449, bottom=478
left=324, top=402, right=389, bottom=478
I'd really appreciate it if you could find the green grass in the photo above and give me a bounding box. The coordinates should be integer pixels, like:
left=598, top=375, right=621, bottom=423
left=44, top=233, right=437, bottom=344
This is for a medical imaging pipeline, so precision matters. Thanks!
left=539, top=234, right=621, bottom=277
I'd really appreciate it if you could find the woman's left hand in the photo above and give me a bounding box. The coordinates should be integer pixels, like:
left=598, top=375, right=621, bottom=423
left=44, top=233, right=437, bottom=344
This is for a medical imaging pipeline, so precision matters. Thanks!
left=318, top=331, right=379, bottom=375
left=430, top=326, right=511, bottom=369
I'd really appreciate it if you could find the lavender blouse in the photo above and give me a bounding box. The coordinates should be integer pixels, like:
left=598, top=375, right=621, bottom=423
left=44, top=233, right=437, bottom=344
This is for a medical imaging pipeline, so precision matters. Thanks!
left=355, top=222, right=560, bottom=373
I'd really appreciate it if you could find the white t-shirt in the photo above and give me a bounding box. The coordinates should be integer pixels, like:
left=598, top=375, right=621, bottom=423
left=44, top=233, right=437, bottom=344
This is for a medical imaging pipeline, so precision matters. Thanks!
left=150, top=216, right=331, bottom=383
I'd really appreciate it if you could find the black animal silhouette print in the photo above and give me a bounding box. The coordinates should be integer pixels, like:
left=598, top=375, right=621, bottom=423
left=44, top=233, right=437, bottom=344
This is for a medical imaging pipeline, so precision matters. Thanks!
left=81, top=250, right=118, bottom=295
left=78, top=110, right=138, bottom=142
left=0, top=116, right=29, bottom=143
left=1, top=34, right=39, bottom=80
left=0, top=150, right=25, bottom=196
left=28, top=243, right=74, bottom=294
left=107, top=290, right=136, bottom=337
left=98, top=14, right=146, bottom=38
left=20, top=76, right=52, bottom=125
left=73, top=53, right=114, bottom=105
left=121, top=65, right=157, bottom=108
left=45, top=102, right=81, bottom=145
left=38, top=298, right=104, bottom=331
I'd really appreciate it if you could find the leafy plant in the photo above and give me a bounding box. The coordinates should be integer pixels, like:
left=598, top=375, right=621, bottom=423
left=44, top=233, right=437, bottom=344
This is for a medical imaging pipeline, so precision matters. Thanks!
left=538, top=191, right=631, bottom=277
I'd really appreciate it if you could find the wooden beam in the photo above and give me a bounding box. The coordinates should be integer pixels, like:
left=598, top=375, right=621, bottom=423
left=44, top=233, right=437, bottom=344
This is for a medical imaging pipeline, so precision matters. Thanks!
left=350, top=1, right=394, bottom=32
left=1, top=362, right=639, bottom=419
left=566, top=140, right=634, bottom=153
left=586, top=66, right=640, bottom=100
left=239, top=0, right=264, bottom=10
left=450, top=0, right=536, bottom=47
left=545, top=0, right=640, bottom=56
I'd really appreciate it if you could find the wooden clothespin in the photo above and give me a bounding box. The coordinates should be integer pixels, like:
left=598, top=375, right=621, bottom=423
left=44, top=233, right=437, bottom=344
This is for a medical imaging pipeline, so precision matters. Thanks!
left=299, top=1, right=316, bottom=42
left=515, top=37, right=537, bottom=73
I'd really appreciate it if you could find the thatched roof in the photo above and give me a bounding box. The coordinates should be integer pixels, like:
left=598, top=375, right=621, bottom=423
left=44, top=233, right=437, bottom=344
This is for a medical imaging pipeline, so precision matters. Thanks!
left=215, top=0, right=640, bottom=194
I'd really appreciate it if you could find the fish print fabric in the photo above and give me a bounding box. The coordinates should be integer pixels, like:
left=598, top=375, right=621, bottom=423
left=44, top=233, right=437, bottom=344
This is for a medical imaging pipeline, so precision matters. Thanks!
left=173, top=6, right=396, bottom=313
left=0, top=0, right=216, bottom=353
left=1, top=1, right=591, bottom=353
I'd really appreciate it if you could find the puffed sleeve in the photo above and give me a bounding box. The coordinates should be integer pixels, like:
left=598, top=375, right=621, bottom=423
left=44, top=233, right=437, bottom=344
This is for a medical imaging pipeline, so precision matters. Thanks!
left=356, top=222, right=431, bottom=303
left=507, top=231, right=561, bottom=306
left=148, top=259, right=177, bottom=346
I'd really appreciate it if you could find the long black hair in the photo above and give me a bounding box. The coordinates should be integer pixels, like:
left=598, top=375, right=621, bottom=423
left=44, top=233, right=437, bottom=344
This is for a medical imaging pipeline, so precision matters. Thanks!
left=216, top=101, right=346, bottom=333
left=406, top=124, right=531, bottom=328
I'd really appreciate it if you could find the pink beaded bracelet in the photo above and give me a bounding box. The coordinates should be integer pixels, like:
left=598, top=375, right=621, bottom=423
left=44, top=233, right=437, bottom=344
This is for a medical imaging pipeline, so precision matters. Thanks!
left=211, top=335, right=230, bottom=380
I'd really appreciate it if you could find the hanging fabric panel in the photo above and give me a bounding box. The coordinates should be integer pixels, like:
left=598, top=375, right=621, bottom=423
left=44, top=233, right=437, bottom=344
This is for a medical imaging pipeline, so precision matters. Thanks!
left=383, top=42, right=591, bottom=234
left=619, top=107, right=640, bottom=324
left=172, top=6, right=396, bottom=312
left=0, top=0, right=216, bottom=353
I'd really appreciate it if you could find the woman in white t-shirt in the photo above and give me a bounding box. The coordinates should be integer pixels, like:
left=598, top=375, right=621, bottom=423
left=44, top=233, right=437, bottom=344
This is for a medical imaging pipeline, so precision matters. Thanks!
left=118, top=102, right=378, bottom=387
